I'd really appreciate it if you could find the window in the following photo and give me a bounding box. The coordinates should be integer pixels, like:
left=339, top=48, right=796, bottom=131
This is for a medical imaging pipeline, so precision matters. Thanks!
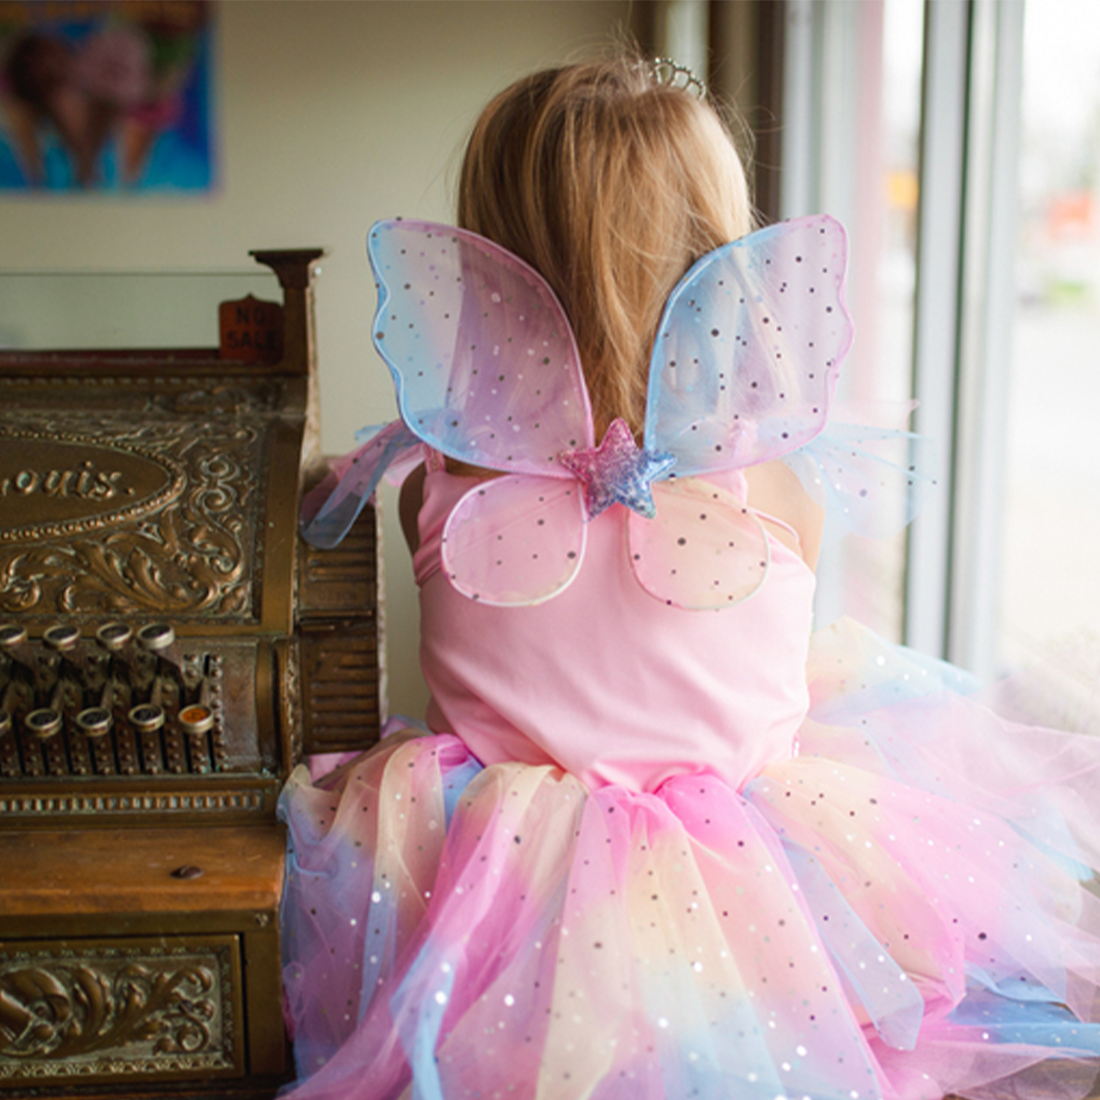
left=759, top=0, right=1099, bottom=727
left=997, top=0, right=1100, bottom=729
left=771, top=0, right=925, bottom=643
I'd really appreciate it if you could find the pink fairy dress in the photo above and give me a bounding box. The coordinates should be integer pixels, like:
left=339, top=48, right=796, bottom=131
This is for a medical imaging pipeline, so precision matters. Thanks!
left=280, top=217, right=1100, bottom=1100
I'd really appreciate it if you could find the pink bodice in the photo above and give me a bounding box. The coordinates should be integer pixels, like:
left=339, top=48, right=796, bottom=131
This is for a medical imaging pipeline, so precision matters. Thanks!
left=413, top=468, right=815, bottom=793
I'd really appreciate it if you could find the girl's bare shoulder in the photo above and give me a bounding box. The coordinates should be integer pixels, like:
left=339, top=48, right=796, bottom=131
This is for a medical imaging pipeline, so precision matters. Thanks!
left=743, top=460, right=824, bottom=570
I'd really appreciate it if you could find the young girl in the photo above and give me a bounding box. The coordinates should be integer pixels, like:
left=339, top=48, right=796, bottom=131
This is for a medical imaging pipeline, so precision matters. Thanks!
left=281, top=57, right=1100, bottom=1100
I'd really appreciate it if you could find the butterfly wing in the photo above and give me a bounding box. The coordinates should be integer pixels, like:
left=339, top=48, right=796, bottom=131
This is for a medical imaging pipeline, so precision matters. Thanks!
left=785, top=418, right=939, bottom=541
left=628, top=477, right=770, bottom=609
left=368, top=220, right=595, bottom=475
left=645, top=214, right=853, bottom=475
left=441, top=475, right=587, bottom=605
left=300, top=420, right=419, bottom=549
left=358, top=217, right=856, bottom=607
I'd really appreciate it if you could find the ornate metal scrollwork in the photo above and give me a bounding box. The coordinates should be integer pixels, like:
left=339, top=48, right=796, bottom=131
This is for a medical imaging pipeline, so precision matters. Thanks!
left=0, top=941, right=236, bottom=1079
left=0, top=417, right=263, bottom=621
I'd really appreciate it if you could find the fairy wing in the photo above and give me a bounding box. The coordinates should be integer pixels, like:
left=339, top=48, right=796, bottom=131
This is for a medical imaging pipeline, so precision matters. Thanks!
left=440, top=475, right=588, bottom=605
left=313, top=217, right=857, bottom=610
left=626, top=216, right=851, bottom=609
left=784, top=412, right=939, bottom=541
left=368, top=220, right=595, bottom=472
left=303, top=220, right=593, bottom=558
left=645, top=214, right=852, bottom=475
left=367, top=219, right=599, bottom=602
left=628, top=476, right=771, bottom=609
left=300, top=420, right=420, bottom=549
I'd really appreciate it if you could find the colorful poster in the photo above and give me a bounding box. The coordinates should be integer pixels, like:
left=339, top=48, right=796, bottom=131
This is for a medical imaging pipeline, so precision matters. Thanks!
left=0, top=0, right=214, bottom=192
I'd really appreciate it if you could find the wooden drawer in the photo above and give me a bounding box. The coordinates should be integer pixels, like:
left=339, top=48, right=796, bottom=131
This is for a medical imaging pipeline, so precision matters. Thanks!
left=0, top=826, right=288, bottom=1096
left=0, top=934, right=245, bottom=1085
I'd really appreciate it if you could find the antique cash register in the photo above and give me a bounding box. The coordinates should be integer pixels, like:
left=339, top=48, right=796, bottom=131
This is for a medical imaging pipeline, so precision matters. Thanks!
left=0, top=252, right=383, bottom=1097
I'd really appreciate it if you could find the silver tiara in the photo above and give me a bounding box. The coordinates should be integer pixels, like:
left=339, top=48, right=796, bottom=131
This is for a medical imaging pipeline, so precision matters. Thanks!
left=652, top=57, right=707, bottom=99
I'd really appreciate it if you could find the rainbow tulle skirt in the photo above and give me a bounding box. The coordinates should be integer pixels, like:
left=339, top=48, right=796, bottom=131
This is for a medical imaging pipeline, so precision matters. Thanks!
left=278, top=622, right=1100, bottom=1100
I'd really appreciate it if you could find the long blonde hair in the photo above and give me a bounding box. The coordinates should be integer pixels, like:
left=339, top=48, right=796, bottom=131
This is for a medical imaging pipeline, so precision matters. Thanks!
left=458, top=57, right=753, bottom=438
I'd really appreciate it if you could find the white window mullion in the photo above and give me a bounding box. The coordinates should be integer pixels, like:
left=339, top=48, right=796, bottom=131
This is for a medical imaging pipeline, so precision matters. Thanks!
left=779, top=0, right=823, bottom=220
left=769, top=0, right=1024, bottom=666
left=781, top=1, right=874, bottom=631
left=904, top=0, right=971, bottom=659
left=652, top=0, right=711, bottom=85
left=947, top=0, right=1025, bottom=678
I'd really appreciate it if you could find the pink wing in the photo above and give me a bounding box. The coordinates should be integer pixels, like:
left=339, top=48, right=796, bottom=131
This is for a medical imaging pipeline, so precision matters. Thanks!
left=627, top=477, right=771, bottom=610
left=368, top=220, right=595, bottom=474
left=441, top=475, right=587, bottom=605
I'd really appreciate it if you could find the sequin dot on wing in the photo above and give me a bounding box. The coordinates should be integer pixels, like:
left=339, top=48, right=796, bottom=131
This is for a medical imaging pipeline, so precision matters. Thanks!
left=558, top=418, right=676, bottom=520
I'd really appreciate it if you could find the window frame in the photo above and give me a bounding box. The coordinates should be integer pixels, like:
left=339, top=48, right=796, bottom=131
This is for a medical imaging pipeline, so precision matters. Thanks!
left=726, top=0, right=1027, bottom=672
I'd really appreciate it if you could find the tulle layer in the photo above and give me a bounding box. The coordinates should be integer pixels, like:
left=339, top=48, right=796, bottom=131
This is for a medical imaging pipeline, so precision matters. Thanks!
left=279, top=621, right=1100, bottom=1100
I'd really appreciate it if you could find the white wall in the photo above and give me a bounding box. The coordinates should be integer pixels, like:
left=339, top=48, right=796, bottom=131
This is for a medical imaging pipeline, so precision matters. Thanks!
left=0, top=0, right=637, bottom=718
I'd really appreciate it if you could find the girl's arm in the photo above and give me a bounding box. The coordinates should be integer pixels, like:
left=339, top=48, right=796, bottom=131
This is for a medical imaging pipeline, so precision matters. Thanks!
left=743, top=459, right=825, bottom=571
left=399, top=462, right=427, bottom=554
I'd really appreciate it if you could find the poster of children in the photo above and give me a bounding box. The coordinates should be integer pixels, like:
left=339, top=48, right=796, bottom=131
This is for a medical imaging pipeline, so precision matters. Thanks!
left=0, top=0, right=214, bottom=191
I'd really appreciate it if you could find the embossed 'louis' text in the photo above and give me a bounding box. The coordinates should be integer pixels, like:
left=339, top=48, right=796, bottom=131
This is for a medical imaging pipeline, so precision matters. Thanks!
left=1, top=463, right=126, bottom=500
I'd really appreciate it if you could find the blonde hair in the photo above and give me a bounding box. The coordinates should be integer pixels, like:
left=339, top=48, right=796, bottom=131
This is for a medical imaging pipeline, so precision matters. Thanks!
left=458, top=58, right=753, bottom=438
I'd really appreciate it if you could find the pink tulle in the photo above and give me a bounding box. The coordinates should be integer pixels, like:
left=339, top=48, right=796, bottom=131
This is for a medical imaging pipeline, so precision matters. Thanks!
left=279, top=621, right=1100, bottom=1100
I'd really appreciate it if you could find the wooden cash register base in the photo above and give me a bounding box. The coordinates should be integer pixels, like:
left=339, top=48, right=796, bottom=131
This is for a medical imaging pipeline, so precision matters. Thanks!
left=0, top=826, right=289, bottom=1098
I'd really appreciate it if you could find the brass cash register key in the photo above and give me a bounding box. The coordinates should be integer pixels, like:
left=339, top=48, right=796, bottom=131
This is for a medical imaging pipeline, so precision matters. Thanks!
left=43, top=624, right=81, bottom=651
left=0, top=626, right=39, bottom=680
left=179, top=704, right=215, bottom=735
left=128, top=703, right=165, bottom=733
left=96, top=622, right=133, bottom=652
left=76, top=707, right=112, bottom=738
left=24, top=708, right=62, bottom=740
left=137, top=623, right=175, bottom=652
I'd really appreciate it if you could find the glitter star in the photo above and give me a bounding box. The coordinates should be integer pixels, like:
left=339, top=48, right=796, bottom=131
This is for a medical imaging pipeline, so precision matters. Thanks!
left=558, top=418, right=675, bottom=519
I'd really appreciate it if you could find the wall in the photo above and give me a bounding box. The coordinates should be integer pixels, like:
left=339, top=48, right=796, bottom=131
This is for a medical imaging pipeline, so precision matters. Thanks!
left=0, top=0, right=638, bottom=718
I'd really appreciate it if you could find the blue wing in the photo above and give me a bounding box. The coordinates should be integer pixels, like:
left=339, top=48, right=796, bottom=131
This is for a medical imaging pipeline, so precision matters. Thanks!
left=644, top=215, right=853, bottom=476
left=300, top=421, right=420, bottom=549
